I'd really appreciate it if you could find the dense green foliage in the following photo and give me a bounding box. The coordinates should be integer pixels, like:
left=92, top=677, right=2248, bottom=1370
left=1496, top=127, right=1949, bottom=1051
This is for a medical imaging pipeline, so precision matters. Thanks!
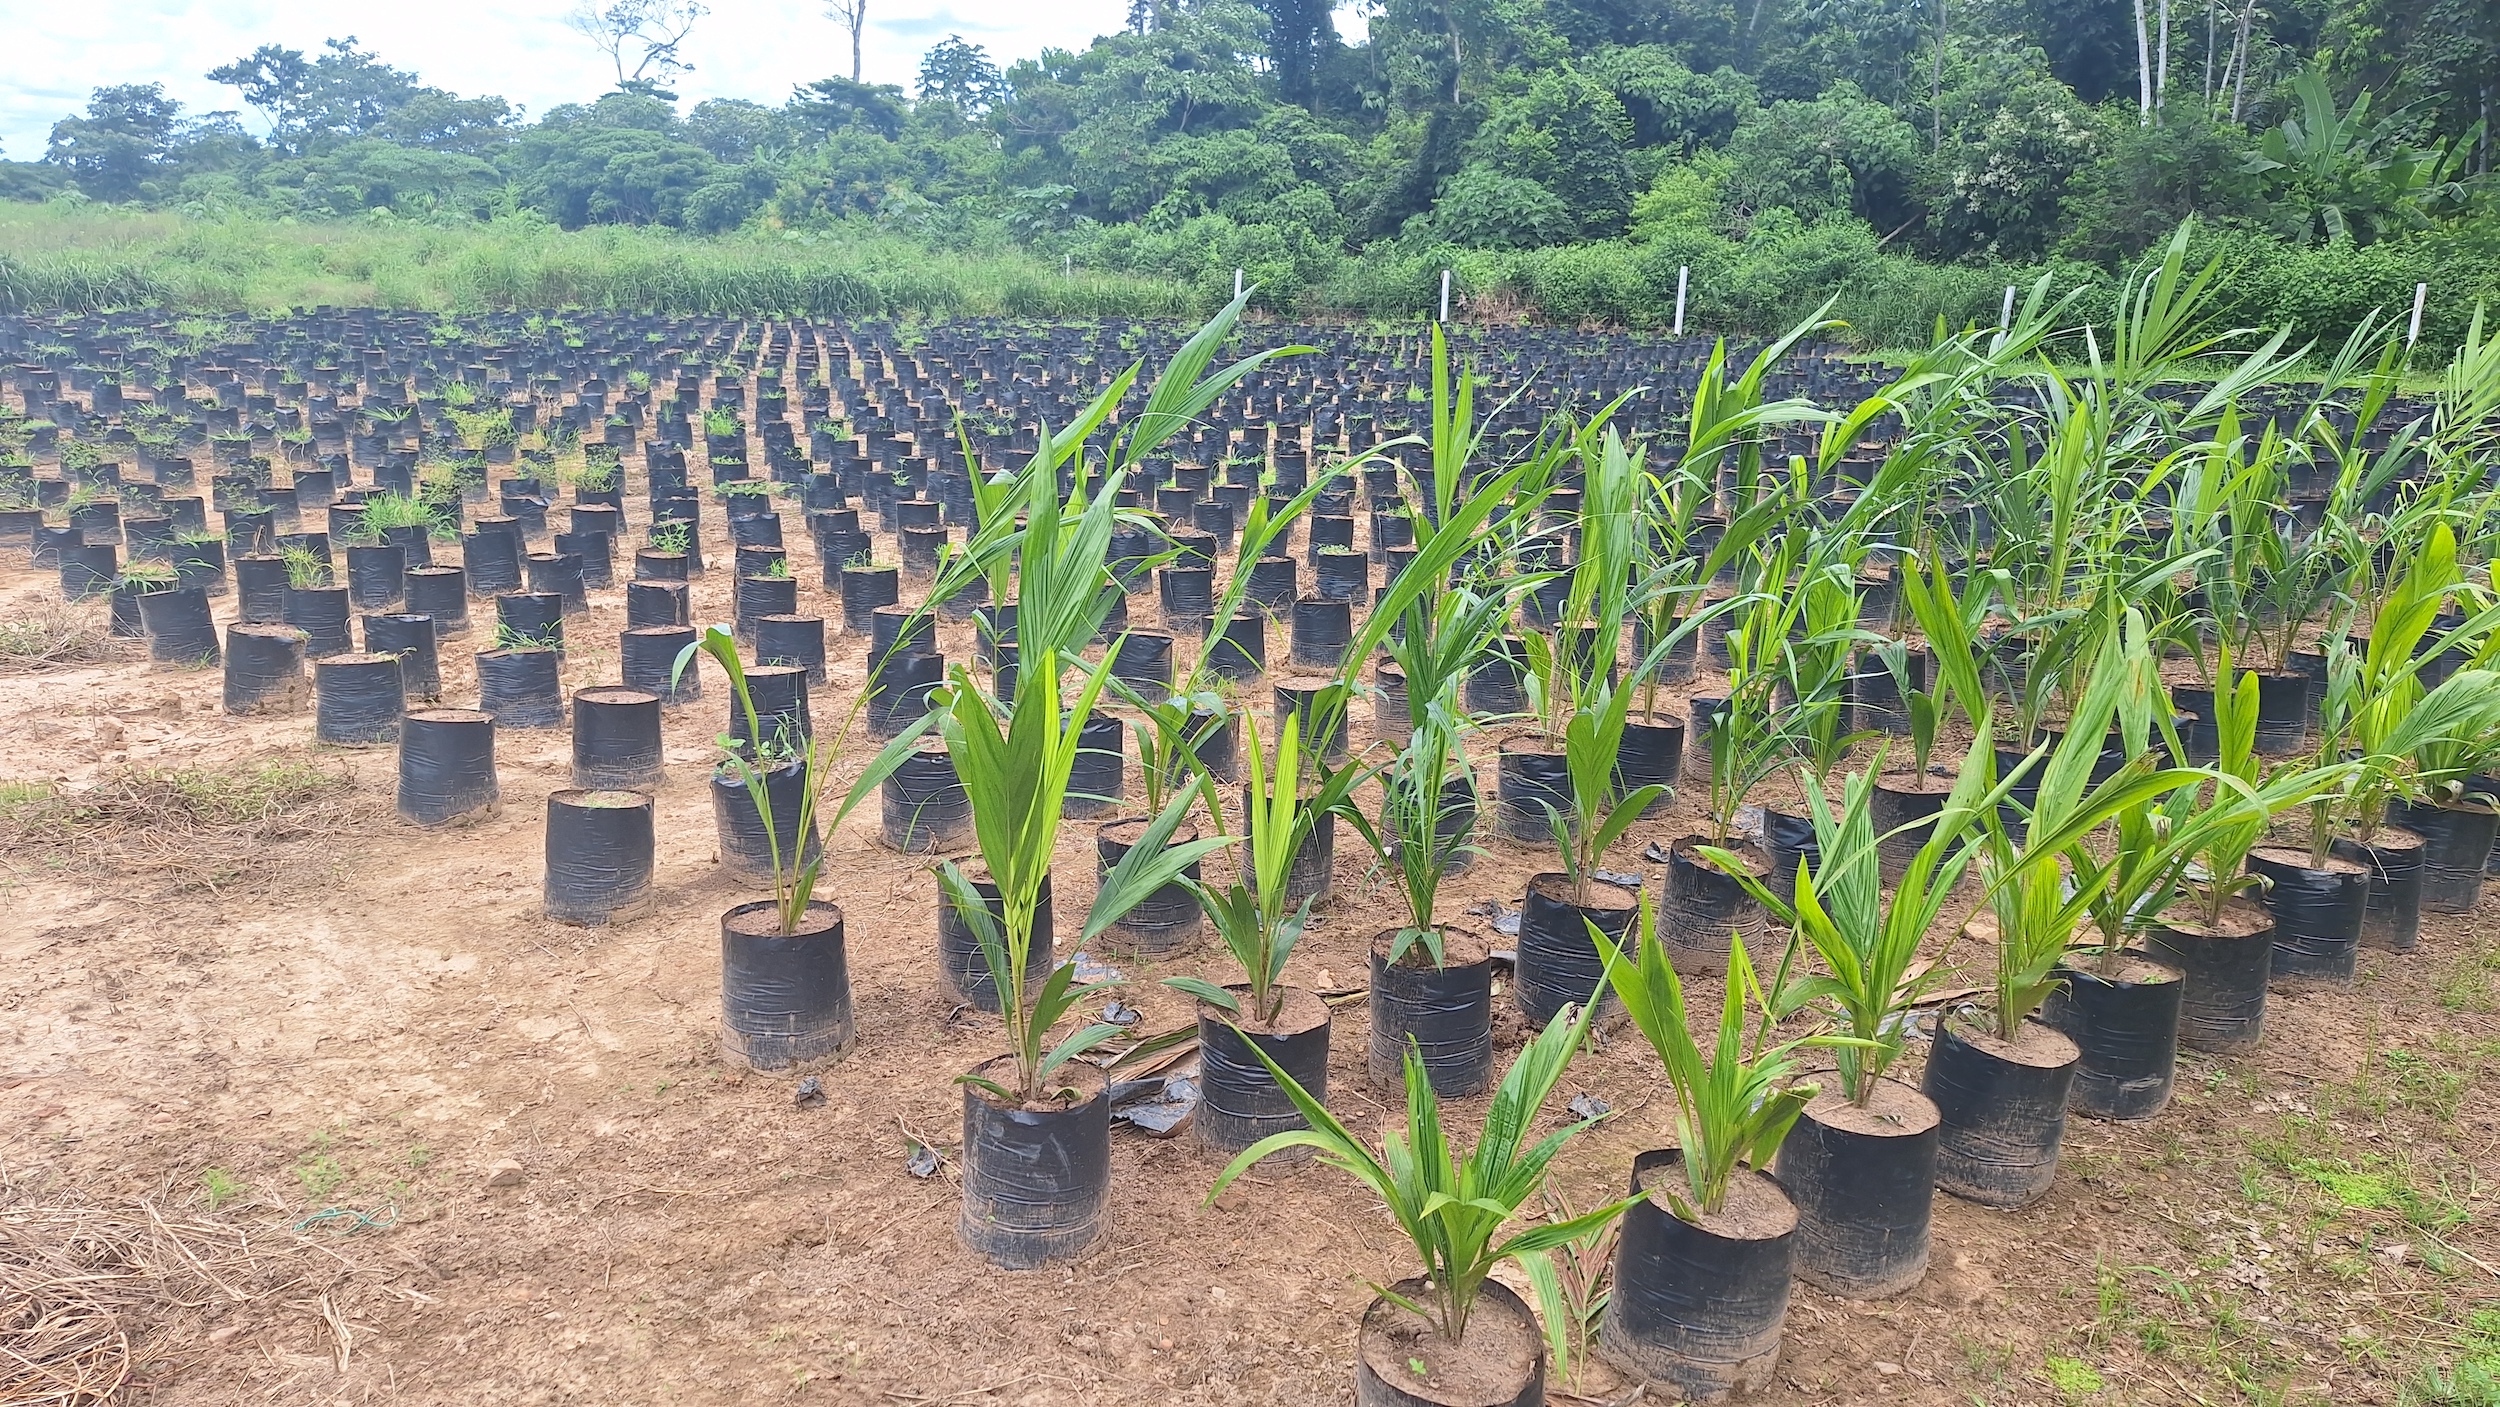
left=0, top=207, right=1196, bottom=321
left=5, top=3, right=2496, bottom=344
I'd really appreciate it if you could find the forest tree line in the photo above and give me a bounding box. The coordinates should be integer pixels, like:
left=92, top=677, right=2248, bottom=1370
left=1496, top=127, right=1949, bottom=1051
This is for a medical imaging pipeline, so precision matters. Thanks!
left=7, top=0, right=2496, bottom=339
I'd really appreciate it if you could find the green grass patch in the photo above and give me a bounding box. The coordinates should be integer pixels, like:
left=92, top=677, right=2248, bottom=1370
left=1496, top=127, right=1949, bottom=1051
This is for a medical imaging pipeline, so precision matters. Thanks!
left=0, top=205, right=1196, bottom=321
left=2289, top=1158, right=2470, bottom=1232
left=2409, top=1309, right=2500, bottom=1406
left=2043, top=1354, right=2105, bottom=1399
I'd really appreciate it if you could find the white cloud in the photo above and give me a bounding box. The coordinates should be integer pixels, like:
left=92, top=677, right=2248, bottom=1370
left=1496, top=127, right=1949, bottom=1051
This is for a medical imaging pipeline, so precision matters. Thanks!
left=0, top=0, right=1134, bottom=158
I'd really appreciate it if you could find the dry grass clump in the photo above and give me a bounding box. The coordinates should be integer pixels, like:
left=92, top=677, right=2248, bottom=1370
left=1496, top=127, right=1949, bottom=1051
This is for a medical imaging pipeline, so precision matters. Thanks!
left=0, top=602, right=120, bottom=673
left=0, top=758, right=363, bottom=888
left=0, top=1175, right=383, bottom=1403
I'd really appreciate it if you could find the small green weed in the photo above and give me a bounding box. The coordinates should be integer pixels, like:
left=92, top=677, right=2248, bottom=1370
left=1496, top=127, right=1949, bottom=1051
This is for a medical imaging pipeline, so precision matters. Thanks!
left=1958, top=1335, right=2016, bottom=1382
left=2292, top=1158, right=2470, bottom=1231
left=0, top=779, right=54, bottom=816
left=2043, top=1354, right=2104, bottom=1399
left=2408, top=1308, right=2500, bottom=1406
left=295, top=1152, right=345, bottom=1200
left=2437, top=945, right=2499, bottom=1012
left=199, top=1166, right=243, bottom=1210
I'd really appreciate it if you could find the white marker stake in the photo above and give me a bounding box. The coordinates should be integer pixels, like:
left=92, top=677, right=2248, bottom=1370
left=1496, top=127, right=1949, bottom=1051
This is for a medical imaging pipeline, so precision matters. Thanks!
left=2001, top=284, right=2018, bottom=330
left=2409, top=282, right=2429, bottom=346
left=1064, top=253, right=1071, bottom=278
left=1234, top=268, right=1244, bottom=300
left=1439, top=268, right=1451, bottom=323
left=1673, top=266, right=1689, bottom=335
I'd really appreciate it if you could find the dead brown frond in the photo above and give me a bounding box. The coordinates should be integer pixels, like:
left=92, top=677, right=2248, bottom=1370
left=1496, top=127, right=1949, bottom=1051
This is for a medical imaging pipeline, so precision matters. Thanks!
left=0, top=1181, right=379, bottom=1404
left=0, top=757, right=366, bottom=888
left=0, top=601, right=121, bottom=673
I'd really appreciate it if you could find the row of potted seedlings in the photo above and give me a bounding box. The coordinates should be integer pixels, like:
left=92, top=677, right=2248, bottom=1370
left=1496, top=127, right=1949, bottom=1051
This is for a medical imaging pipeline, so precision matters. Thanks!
left=732, top=295, right=2494, bottom=1404
left=8, top=276, right=2497, bottom=1404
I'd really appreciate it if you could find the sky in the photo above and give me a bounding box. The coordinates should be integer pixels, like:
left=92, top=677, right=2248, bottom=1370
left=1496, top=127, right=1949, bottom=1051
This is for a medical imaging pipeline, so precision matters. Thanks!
left=0, top=1, right=1367, bottom=161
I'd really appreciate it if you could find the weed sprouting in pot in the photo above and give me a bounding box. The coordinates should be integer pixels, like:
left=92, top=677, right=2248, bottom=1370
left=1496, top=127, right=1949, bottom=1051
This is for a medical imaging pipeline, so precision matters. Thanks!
left=361, top=492, right=445, bottom=539
left=567, top=456, right=619, bottom=493
left=280, top=545, right=330, bottom=590
left=488, top=622, right=551, bottom=653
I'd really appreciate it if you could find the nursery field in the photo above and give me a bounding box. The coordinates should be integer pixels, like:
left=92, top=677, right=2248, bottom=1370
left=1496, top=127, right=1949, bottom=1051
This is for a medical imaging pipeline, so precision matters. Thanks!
left=3, top=272, right=2500, bottom=1407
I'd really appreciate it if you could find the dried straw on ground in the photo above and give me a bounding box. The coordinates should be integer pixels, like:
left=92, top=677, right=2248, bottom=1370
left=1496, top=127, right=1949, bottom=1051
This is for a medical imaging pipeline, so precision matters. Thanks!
left=0, top=601, right=120, bottom=673
left=0, top=1182, right=378, bottom=1403
left=0, top=757, right=367, bottom=888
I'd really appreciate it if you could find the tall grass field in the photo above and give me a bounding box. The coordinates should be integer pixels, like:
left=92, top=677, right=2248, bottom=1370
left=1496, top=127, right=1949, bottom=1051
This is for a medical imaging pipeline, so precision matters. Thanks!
left=1, top=202, right=2493, bottom=358
left=0, top=206, right=1195, bottom=321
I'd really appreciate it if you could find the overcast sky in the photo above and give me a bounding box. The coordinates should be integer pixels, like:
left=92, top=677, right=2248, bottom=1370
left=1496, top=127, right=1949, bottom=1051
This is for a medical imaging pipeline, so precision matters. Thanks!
left=2, top=2, right=1369, bottom=161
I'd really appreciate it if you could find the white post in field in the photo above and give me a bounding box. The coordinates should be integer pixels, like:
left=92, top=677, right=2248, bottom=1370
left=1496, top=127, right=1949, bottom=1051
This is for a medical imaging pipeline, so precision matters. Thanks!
left=1063, top=253, right=1071, bottom=278
left=2000, top=284, right=2018, bottom=330
left=1672, top=266, right=1689, bottom=335
left=1234, top=268, right=1244, bottom=300
left=1439, top=268, right=1452, bottom=323
left=2409, top=282, right=2429, bottom=346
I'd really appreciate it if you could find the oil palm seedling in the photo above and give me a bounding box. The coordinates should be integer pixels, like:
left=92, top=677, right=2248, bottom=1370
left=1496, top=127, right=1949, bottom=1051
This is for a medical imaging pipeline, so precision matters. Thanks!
left=1698, top=729, right=2011, bottom=1295
left=1348, top=325, right=1553, bottom=676
left=2148, top=657, right=2303, bottom=1051
left=1337, top=703, right=1494, bottom=1092
left=1167, top=467, right=1344, bottom=750
left=1857, top=621, right=1953, bottom=878
left=1704, top=729, right=2008, bottom=1109
left=1929, top=607, right=2201, bottom=1205
left=1090, top=671, right=1232, bottom=957
left=1762, top=525, right=1878, bottom=793
left=1592, top=894, right=1859, bottom=1400
left=1206, top=997, right=1630, bottom=1407
left=932, top=643, right=1228, bottom=1269
left=674, top=625, right=938, bottom=1069
left=1370, top=578, right=1516, bottom=748
left=1513, top=627, right=1671, bottom=1023
left=2177, top=417, right=2347, bottom=750
left=1503, top=416, right=1640, bottom=846
left=2284, top=527, right=2500, bottom=969
left=1630, top=431, right=1724, bottom=718
left=1654, top=537, right=1795, bottom=976
left=2049, top=626, right=2337, bottom=1119
left=1699, top=535, right=1812, bottom=848
left=2311, top=528, right=2500, bottom=857
left=1165, top=710, right=1368, bottom=1154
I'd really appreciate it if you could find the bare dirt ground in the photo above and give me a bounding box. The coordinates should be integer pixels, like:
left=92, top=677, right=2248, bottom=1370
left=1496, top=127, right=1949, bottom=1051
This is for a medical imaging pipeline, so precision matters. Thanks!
left=4, top=504, right=2498, bottom=1407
